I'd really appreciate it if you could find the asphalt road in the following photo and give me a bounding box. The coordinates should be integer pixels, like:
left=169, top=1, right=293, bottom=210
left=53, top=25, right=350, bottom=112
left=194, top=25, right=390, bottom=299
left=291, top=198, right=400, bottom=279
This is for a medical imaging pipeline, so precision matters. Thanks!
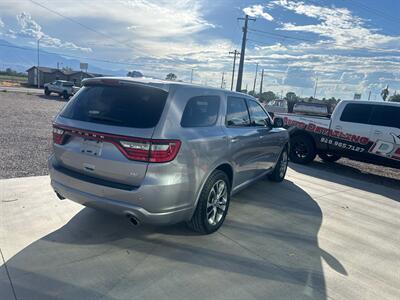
left=1, top=166, right=399, bottom=300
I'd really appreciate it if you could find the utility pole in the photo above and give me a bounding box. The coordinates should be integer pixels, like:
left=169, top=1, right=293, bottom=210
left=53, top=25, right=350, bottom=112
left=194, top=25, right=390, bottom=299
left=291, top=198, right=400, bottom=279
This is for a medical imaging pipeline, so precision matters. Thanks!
left=368, top=90, right=371, bottom=100
left=313, top=76, right=318, bottom=98
left=229, top=50, right=239, bottom=91
left=252, top=63, right=259, bottom=95
left=220, top=72, right=225, bottom=89
left=190, top=68, right=194, bottom=83
left=37, top=38, right=41, bottom=89
left=236, top=15, right=256, bottom=92
left=259, top=69, right=264, bottom=96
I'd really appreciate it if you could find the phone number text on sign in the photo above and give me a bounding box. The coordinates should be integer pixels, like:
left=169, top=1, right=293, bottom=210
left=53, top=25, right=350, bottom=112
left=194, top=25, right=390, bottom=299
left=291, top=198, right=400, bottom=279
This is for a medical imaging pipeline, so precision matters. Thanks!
left=320, top=137, right=365, bottom=152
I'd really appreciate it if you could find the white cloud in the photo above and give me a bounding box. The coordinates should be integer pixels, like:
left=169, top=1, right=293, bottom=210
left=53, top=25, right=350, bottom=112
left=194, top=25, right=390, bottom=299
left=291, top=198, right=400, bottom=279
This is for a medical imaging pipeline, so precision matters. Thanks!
left=243, top=4, right=274, bottom=21
left=271, top=0, right=400, bottom=49
left=15, top=12, right=92, bottom=52
left=0, top=18, right=4, bottom=27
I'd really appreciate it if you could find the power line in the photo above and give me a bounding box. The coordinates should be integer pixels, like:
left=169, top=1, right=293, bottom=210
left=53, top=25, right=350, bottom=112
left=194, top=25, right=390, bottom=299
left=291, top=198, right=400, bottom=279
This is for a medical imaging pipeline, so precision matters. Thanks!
left=247, top=29, right=399, bottom=53
left=28, top=0, right=139, bottom=51
left=0, top=43, right=138, bottom=67
left=248, top=28, right=316, bottom=43
left=346, top=0, right=400, bottom=25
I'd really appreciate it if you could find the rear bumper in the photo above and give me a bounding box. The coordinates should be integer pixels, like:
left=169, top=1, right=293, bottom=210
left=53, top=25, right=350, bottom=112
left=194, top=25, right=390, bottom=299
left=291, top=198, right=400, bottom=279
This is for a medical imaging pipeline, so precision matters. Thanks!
left=48, top=155, right=195, bottom=224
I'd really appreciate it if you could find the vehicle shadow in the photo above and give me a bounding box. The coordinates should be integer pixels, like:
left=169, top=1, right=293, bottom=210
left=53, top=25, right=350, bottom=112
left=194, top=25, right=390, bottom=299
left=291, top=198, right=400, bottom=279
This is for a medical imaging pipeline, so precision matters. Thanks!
left=290, top=162, right=400, bottom=202
left=1, top=180, right=344, bottom=300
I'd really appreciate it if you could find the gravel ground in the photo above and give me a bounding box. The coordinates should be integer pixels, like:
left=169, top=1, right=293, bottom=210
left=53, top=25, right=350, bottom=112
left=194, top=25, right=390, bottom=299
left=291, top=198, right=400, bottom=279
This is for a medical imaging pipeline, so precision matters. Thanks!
left=0, top=91, right=65, bottom=178
left=0, top=91, right=399, bottom=189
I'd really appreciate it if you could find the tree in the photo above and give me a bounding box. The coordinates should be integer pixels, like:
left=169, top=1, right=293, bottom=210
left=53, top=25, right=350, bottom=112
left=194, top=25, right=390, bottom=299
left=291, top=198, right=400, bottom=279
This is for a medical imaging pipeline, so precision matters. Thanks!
left=381, top=85, right=389, bottom=101
left=248, top=90, right=257, bottom=97
left=285, top=92, right=299, bottom=113
left=127, top=71, right=143, bottom=78
left=389, top=94, right=400, bottom=103
left=165, top=73, right=177, bottom=81
left=259, top=91, right=276, bottom=103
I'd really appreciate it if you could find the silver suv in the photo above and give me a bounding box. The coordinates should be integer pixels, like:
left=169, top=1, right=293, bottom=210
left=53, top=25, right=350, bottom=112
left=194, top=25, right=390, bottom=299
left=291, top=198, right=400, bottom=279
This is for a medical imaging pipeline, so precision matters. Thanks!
left=49, top=77, right=289, bottom=234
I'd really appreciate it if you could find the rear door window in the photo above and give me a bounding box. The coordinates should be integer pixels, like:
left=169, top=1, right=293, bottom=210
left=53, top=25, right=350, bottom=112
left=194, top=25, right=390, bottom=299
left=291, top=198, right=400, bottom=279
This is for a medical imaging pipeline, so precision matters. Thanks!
left=370, top=105, right=400, bottom=129
left=60, top=84, right=168, bottom=128
left=340, top=103, right=373, bottom=124
left=181, top=96, right=220, bottom=127
left=226, top=97, right=250, bottom=126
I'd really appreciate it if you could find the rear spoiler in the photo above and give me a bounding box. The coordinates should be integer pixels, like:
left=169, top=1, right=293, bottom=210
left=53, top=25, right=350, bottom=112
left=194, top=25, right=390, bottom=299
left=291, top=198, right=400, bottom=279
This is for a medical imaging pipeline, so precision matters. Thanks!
left=82, top=77, right=170, bottom=92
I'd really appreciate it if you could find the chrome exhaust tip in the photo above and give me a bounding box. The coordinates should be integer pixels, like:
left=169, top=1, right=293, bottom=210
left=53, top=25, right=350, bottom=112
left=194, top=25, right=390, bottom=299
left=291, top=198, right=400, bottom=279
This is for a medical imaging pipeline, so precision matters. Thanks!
left=126, top=213, right=140, bottom=226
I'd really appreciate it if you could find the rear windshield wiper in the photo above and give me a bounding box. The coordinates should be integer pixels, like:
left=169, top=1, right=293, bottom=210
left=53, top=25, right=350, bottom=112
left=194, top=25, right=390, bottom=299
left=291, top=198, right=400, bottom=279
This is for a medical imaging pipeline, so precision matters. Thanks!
left=88, top=115, right=123, bottom=125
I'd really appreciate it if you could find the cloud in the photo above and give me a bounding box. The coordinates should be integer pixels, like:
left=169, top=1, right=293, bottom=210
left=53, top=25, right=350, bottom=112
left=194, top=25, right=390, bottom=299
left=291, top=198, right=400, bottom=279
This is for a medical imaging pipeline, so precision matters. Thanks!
left=282, top=67, right=315, bottom=88
left=243, top=4, right=274, bottom=21
left=270, top=0, right=400, bottom=49
left=122, top=0, right=215, bottom=38
left=15, top=12, right=92, bottom=52
left=0, top=18, right=4, bottom=27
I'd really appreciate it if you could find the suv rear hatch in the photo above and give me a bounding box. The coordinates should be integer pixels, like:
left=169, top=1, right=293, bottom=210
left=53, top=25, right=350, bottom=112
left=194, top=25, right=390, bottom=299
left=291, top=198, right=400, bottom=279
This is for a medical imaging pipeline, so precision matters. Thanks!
left=52, top=79, right=179, bottom=188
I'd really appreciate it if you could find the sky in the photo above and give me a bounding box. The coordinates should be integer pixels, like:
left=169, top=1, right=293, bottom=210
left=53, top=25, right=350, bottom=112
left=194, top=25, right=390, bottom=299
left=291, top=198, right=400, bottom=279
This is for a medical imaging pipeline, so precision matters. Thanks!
left=0, top=0, right=400, bottom=100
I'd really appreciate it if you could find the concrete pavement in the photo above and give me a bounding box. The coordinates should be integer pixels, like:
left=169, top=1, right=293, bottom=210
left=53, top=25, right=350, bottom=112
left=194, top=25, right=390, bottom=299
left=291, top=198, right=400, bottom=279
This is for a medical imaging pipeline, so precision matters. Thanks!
left=0, top=165, right=399, bottom=300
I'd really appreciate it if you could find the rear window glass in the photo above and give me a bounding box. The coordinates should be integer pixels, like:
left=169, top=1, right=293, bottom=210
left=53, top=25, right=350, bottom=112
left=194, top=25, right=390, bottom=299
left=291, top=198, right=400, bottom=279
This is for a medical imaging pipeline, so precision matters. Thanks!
left=340, top=103, right=373, bottom=124
left=370, top=105, right=400, bottom=129
left=60, top=85, right=168, bottom=128
left=181, top=96, right=220, bottom=127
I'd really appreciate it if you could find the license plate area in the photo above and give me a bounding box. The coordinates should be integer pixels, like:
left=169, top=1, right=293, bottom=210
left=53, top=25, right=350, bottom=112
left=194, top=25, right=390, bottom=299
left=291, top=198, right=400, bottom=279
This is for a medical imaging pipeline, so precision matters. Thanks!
left=81, top=139, right=103, bottom=156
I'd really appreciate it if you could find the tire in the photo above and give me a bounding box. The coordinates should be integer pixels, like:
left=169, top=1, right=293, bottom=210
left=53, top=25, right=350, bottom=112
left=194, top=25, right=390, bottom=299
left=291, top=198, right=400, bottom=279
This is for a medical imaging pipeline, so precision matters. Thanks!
left=289, top=134, right=316, bottom=164
left=187, top=170, right=230, bottom=234
left=62, top=91, right=69, bottom=100
left=44, top=88, right=50, bottom=96
left=318, top=152, right=341, bottom=163
left=268, top=147, right=288, bottom=182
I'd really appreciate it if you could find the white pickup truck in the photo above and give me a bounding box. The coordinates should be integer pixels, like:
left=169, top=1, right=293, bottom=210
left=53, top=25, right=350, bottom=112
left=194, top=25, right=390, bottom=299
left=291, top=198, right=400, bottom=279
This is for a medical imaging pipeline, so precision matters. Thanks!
left=44, top=80, right=79, bottom=99
left=275, top=100, right=400, bottom=169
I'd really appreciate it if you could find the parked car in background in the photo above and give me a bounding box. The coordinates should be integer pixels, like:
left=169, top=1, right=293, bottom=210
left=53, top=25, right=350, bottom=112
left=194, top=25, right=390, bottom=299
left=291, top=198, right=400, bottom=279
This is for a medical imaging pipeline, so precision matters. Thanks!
left=274, top=100, right=400, bottom=169
left=293, top=102, right=330, bottom=116
left=49, top=77, right=289, bottom=234
left=44, top=80, right=79, bottom=99
left=264, top=99, right=288, bottom=117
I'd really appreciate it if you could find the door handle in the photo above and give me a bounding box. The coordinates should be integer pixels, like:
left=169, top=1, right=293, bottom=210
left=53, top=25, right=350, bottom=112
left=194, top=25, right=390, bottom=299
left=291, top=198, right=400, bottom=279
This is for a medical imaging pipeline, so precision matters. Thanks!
left=230, top=138, right=239, bottom=143
left=335, top=125, right=342, bottom=131
left=374, top=130, right=382, bottom=135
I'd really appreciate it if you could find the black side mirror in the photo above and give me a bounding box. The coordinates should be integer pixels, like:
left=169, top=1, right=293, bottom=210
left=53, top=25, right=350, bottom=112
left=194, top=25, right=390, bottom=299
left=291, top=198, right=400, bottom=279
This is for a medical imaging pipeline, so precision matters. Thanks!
left=264, top=117, right=272, bottom=127
left=273, top=117, right=284, bottom=128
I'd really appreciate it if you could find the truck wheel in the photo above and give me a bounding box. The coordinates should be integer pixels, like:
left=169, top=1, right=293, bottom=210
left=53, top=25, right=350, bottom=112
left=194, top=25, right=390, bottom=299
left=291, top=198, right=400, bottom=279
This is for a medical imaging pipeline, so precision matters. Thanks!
left=44, top=88, right=50, bottom=96
left=187, top=170, right=230, bottom=234
left=62, top=91, right=69, bottom=100
left=268, top=147, right=288, bottom=182
left=289, top=135, right=316, bottom=164
left=318, top=153, right=341, bottom=163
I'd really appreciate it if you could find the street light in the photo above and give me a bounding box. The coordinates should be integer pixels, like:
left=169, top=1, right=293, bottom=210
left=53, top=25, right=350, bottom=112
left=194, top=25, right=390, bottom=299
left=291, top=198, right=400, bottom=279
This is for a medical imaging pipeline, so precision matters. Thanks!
left=37, top=37, right=42, bottom=89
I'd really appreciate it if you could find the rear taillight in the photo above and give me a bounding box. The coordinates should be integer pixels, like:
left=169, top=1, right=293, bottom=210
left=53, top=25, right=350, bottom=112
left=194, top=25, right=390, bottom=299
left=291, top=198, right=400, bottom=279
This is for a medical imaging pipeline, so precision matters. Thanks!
left=52, top=124, right=181, bottom=163
left=120, top=140, right=151, bottom=161
left=149, top=140, right=181, bottom=163
left=119, top=139, right=181, bottom=163
left=52, top=126, right=65, bottom=144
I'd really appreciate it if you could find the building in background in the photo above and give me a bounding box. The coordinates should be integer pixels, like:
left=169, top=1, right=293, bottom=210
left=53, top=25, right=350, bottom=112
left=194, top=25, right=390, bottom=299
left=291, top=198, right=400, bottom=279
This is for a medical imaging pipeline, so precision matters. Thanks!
left=26, top=66, right=103, bottom=87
